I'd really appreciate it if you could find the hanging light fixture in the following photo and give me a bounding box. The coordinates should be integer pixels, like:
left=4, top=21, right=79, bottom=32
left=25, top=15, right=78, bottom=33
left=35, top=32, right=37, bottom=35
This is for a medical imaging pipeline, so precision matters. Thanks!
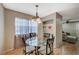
left=32, top=5, right=42, bottom=23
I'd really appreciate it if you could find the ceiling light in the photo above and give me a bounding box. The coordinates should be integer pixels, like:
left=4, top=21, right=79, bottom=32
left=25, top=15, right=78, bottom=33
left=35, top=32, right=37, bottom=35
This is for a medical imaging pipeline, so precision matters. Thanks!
left=32, top=5, right=42, bottom=23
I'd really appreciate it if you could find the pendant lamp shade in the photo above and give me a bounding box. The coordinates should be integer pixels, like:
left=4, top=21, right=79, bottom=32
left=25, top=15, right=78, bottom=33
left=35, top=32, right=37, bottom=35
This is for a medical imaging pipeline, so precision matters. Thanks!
left=32, top=5, right=42, bottom=23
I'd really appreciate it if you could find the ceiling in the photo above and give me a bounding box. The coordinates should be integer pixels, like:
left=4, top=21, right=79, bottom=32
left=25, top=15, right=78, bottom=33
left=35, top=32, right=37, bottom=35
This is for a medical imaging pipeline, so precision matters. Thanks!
left=3, top=3, right=79, bottom=21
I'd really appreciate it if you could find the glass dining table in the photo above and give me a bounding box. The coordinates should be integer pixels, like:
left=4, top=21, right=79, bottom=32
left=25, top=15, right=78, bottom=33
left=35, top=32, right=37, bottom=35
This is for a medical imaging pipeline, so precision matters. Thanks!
left=25, top=37, right=54, bottom=55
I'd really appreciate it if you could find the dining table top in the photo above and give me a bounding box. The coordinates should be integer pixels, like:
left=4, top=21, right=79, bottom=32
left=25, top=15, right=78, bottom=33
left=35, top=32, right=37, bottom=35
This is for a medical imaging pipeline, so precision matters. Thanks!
left=25, top=37, right=46, bottom=46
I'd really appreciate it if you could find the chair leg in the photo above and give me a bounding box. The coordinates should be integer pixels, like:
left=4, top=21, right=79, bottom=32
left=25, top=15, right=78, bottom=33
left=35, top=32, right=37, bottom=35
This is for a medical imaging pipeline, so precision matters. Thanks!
left=46, top=43, right=48, bottom=55
left=23, top=47, right=27, bottom=55
left=52, top=43, right=53, bottom=54
left=23, top=49, right=26, bottom=55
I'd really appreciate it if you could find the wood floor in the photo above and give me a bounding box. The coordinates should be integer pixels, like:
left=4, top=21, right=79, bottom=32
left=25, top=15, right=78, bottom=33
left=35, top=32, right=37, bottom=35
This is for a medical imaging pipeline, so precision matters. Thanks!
left=5, top=42, right=79, bottom=55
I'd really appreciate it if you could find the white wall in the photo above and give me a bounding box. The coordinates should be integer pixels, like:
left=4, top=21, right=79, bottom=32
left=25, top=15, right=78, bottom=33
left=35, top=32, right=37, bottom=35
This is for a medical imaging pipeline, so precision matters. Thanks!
left=38, top=23, right=43, bottom=40
left=0, top=4, right=5, bottom=54
left=43, top=20, right=53, bottom=34
left=62, top=20, right=79, bottom=38
left=75, top=22, right=79, bottom=38
left=42, top=12, right=62, bottom=48
left=4, top=9, right=33, bottom=51
left=55, top=12, right=62, bottom=48
left=62, top=23, right=76, bottom=36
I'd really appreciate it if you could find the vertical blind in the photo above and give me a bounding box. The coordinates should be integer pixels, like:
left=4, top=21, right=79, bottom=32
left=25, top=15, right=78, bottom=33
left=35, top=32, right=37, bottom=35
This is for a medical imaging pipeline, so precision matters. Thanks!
left=15, top=17, right=38, bottom=35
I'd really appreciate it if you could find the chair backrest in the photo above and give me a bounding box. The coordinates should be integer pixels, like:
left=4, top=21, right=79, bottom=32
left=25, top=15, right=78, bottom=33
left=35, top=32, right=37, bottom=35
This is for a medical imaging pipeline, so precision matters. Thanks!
left=21, top=33, right=36, bottom=46
left=21, top=34, right=29, bottom=46
left=22, top=37, right=26, bottom=46
left=52, top=34, right=54, bottom=42
left=47, top=34, right=54, bottom=44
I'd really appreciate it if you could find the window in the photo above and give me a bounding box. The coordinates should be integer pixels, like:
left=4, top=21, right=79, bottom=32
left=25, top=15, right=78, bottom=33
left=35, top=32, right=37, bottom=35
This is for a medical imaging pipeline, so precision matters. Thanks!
left=15, top=17, right=38, bottom=35
left=29, top=20, right=38, bottom=33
